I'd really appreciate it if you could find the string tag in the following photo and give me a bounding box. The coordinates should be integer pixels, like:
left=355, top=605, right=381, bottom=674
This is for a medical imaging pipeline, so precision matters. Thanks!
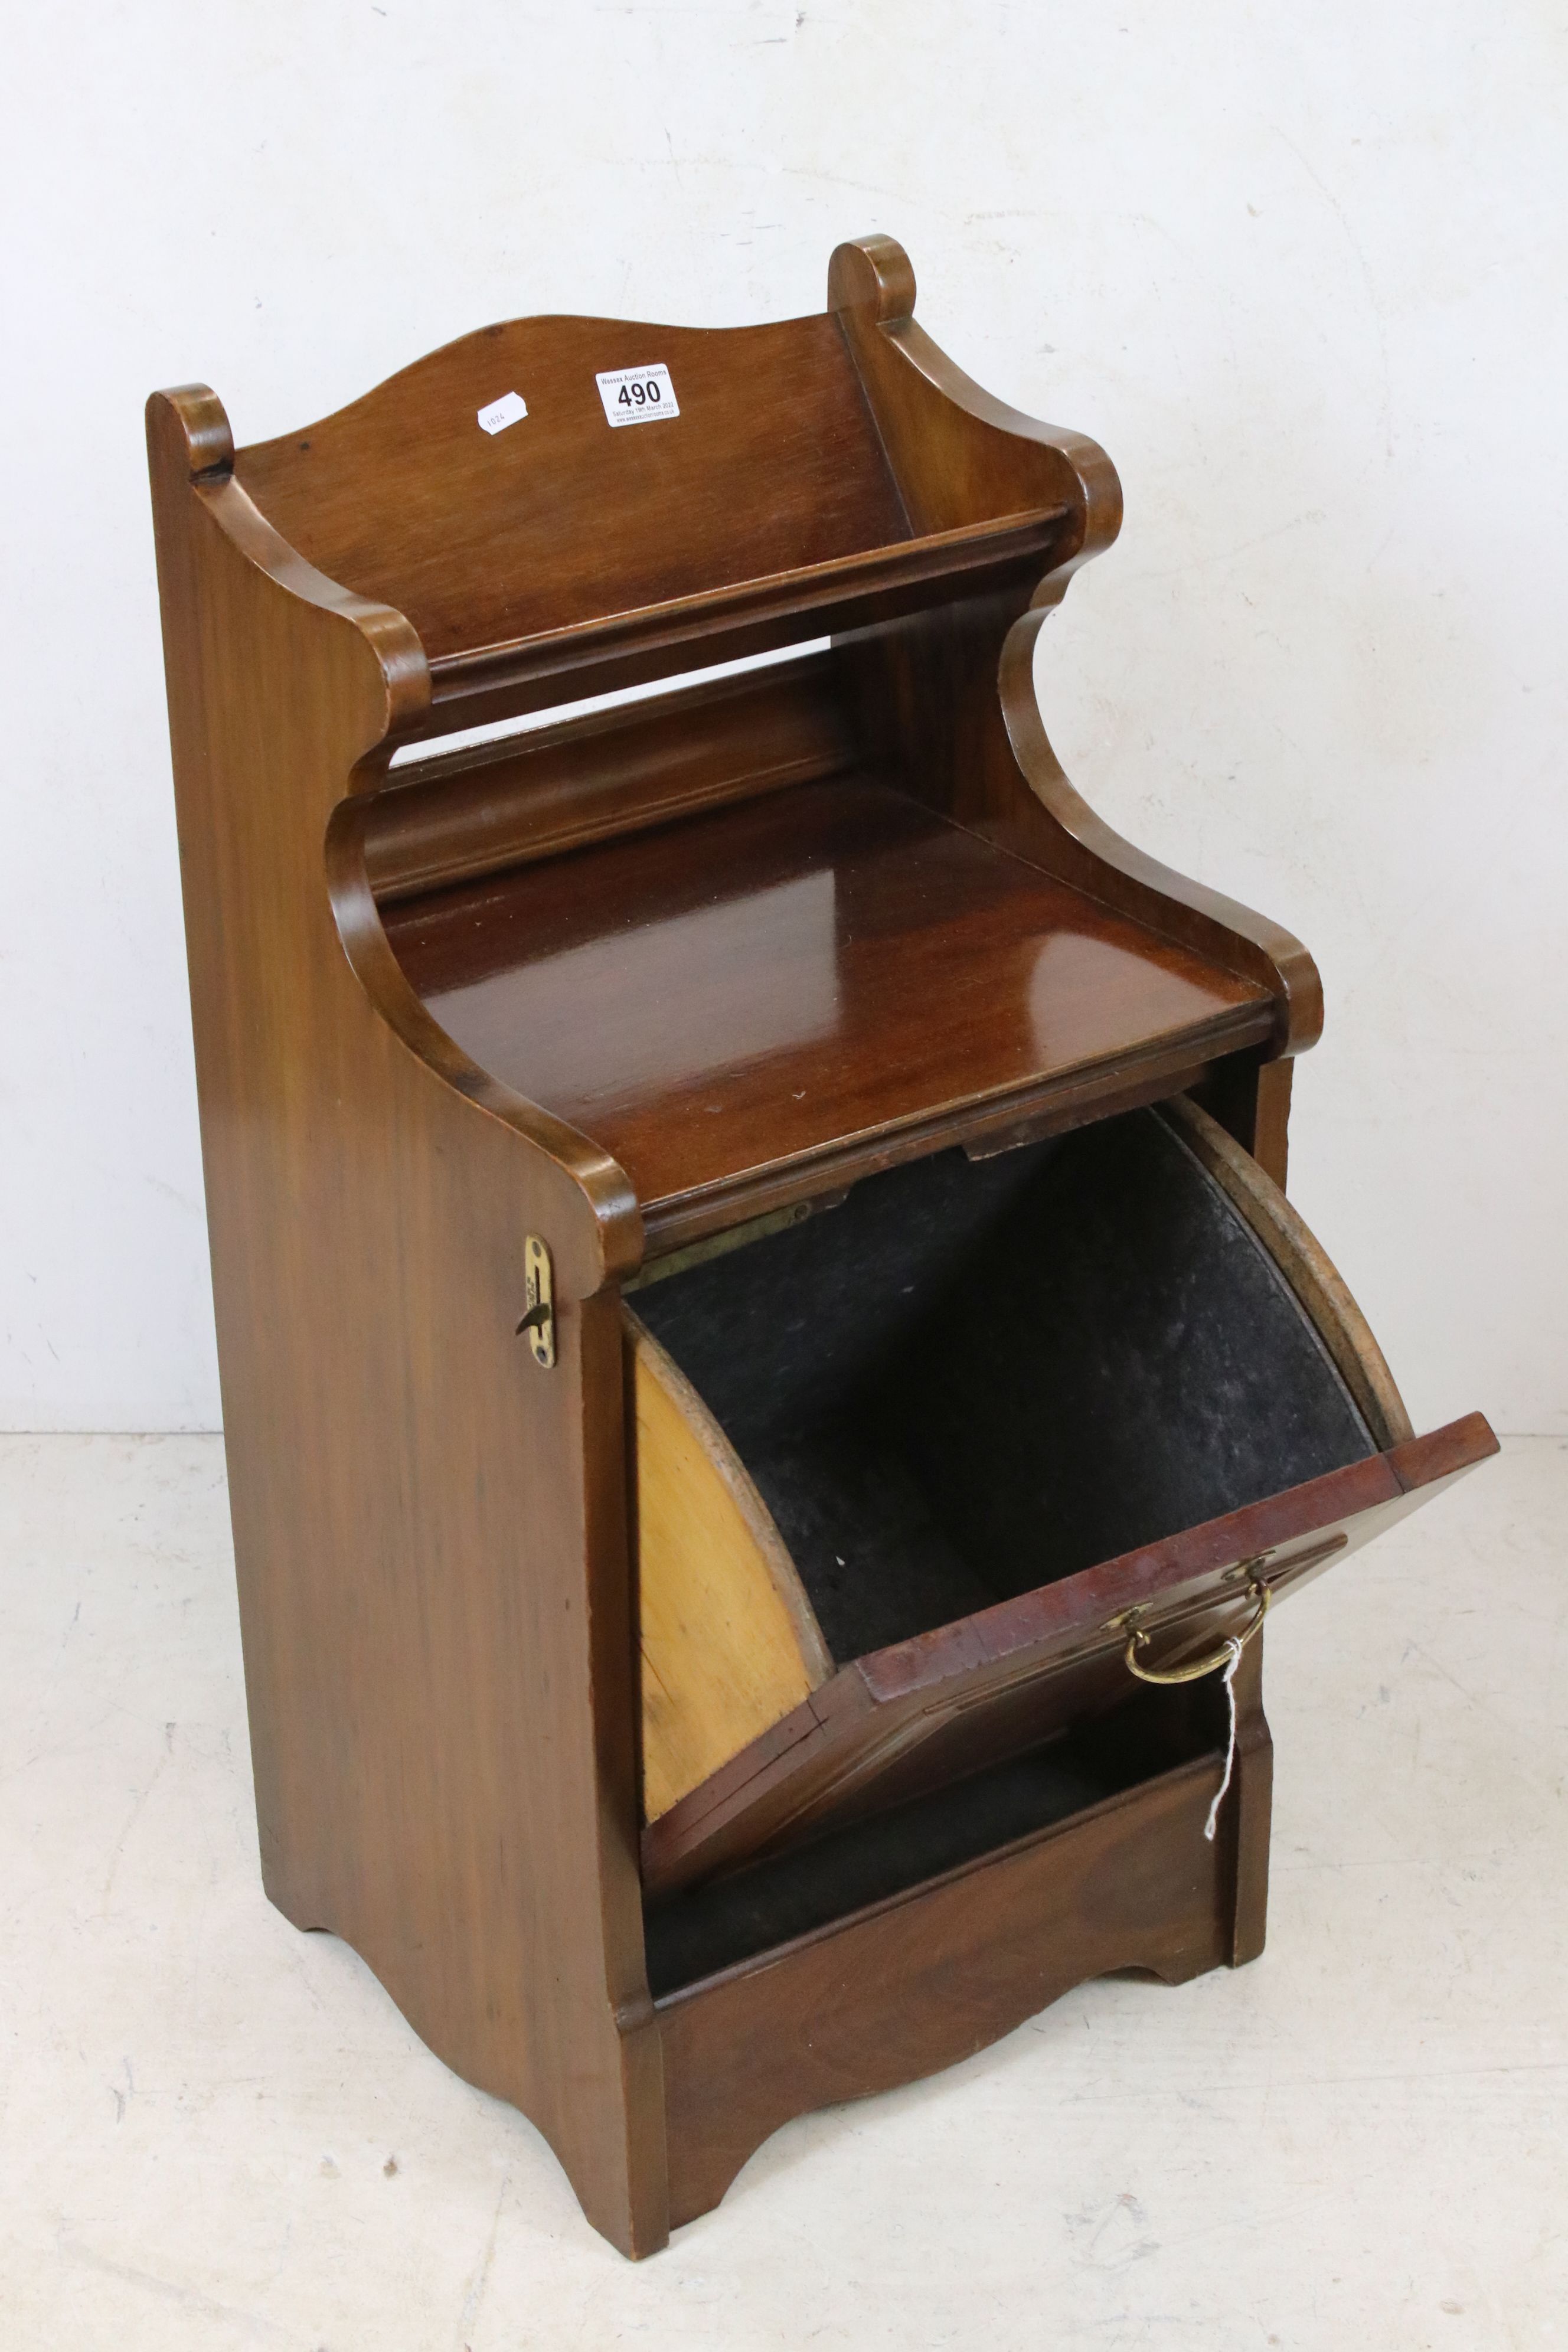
left=1203, top=1637, right=1245, bottom=1841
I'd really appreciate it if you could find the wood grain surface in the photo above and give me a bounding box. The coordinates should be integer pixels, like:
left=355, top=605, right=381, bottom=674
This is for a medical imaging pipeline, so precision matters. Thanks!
left=234, top=311, right=911, bottom=665
left=828, top=233, right=1322, bottom=1064
left=148, top=231, right=1489, bottom=2259
left=629, top=1317, right=830, bottom=1823
left=365, top=654, right=852, bottom=903
left=148, top=388, right=666, bottom=2256
left=386, top=776, right=1275, bottom=1234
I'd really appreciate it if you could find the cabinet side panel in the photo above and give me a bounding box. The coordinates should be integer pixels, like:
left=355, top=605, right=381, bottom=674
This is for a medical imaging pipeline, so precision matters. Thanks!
left=147, top=405, right=667, bottom=2256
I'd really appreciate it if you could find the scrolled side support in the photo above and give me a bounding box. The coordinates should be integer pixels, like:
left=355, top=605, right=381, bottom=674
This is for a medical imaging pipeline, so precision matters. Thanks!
left=999, top=602, right=1323, bottom=1057
left=825, top=239, right=1320, bottom=1068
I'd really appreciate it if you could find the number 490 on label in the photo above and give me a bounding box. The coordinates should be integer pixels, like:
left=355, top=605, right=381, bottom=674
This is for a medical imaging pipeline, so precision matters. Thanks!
left=595, top=364, right=680, bottom=427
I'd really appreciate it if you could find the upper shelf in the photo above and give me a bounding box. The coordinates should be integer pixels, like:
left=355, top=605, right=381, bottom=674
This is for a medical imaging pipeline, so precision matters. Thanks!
left=230, top=308, right=1076, bottom=716
left=383, top=775, right=1275, bottom=1248
left=428, top=505, right=1067, bottom=710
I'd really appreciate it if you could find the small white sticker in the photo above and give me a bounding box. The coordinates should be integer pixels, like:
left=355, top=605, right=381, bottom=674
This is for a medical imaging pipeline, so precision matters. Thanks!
left=596, top=364, right=680, bottom=428
left=476, top=390, right=528, bottom=435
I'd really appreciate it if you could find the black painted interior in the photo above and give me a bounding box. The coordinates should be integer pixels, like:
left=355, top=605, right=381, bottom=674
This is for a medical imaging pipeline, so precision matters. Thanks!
left=633, top=1105, right=1377, bottom=1666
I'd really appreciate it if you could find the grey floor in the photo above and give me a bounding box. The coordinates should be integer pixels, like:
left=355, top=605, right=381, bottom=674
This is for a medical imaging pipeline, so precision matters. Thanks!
left=0, top=1434, right=1562, bottom=2350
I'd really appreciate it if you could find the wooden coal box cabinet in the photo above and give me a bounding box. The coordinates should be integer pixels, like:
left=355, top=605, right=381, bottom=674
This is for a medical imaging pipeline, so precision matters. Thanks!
left=148, top=234, right=1494, bottom=2256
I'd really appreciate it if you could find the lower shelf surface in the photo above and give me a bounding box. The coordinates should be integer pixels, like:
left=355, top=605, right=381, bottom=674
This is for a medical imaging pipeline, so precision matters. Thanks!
left=645, top=1730, right=1144, bottom=1998
left=654, top=1736, right=1245, bottom=2230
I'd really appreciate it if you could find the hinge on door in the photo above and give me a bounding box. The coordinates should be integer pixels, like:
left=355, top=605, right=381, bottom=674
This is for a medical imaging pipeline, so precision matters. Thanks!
left=517, top=1234, right=556, bottom=1368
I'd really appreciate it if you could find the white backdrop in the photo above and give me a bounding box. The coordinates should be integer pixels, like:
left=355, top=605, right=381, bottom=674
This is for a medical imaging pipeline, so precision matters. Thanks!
left=3, top=1, right=1563, bottom=1433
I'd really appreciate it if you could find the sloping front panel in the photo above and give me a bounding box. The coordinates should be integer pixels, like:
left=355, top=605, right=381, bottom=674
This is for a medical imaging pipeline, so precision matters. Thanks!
left=642, top=1415, right=1497, bottom=1894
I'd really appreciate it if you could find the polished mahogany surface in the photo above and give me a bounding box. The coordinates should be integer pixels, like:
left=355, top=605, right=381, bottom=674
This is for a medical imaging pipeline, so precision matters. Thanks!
left=385, top=777, right=1273, bottom=1219
left=235, top=313, right=910, bottom=665
left=152, top=233, right=1492, bottom=2258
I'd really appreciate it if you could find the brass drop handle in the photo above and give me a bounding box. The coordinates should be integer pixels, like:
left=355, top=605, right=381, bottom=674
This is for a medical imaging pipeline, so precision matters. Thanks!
left=1123, top=1578, right=1271, bottom=1685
